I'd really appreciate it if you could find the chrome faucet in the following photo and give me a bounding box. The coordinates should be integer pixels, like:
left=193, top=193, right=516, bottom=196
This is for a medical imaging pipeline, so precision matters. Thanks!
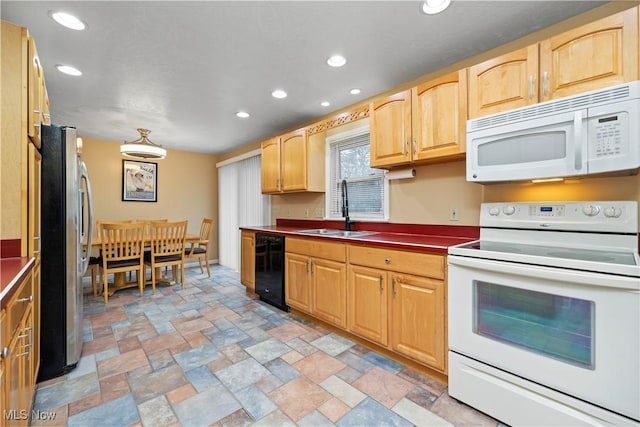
left=341, top=179, right=353, bottom=231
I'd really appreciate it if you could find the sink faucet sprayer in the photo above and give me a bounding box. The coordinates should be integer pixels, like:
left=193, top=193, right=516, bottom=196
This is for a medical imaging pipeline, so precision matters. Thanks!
left=341, top=179, right=353, bottom=231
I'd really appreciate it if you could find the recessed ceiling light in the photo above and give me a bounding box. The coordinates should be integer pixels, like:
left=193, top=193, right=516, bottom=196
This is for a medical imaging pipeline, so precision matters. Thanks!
left=56, top=65, right=82, bottom=76
left=320, top=101, right=330, bottom=107
left=421, top=0, right=451, bottom=15
left=350, top=88, right=361, bottom=95
left=327, top=55, right=347, bottom=68
left=272, top=89, right=287, bottom=99
left=236, top=111, right=250, bottom=118
left=50, top=11, right=86, bottom=30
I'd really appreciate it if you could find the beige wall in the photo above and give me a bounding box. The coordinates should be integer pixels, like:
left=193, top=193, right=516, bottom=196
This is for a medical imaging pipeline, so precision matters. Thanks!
left=82, top=137, right=220, bottom=260
left=271, top=163, right=640, bottom=226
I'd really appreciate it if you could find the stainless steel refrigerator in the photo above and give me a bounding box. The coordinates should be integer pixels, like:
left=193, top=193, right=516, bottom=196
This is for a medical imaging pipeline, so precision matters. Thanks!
left=39, top=124, right=94, bottom=381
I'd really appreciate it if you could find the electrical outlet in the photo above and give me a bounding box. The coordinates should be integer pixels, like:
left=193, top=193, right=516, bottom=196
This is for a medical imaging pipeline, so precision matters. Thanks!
left=286, top=208, right=292, bottom=217
left=304, top=208, right=309, bottom=218
left=449, top=207, right=459, bottom=221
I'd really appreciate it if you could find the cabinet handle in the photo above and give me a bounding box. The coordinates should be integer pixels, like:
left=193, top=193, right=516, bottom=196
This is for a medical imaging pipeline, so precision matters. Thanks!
left=542, top=71, right=549, bottom=96
left=306, top=259, right=310, bottom=273
left=528, top=75, right=534, bottom=99
left=392, top=276, right=397, bottom=297
left=1, top=347, right=9, bottom=359
left=403, top=140, right=408, bottom=156
left=17, top=295, right=33, bottom=303
left=310, top=260, right=313, bottom=274
left=379, top=275, right=383, bottom=293
left=18, top=333, right=29, bottom=339
left=384, top=258, right=391, bottom=264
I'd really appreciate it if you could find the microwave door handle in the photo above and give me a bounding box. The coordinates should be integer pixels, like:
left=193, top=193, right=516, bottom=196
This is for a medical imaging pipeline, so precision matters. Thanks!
left=574, top=110, right=583, bottom=171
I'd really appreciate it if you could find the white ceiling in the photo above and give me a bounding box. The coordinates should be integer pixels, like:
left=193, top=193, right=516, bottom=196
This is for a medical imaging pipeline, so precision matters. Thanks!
left=2, top=1, right=607, bottom=155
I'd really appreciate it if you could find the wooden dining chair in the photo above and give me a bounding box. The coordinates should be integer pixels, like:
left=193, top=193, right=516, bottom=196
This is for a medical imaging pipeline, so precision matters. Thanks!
left=90, top=219, right=134, bottom=294
left=185, top=218, right=214, bottom=277
left=137, top=218, right=168, bottom=238
left=145, top=220, right=188, bottom=294
left=99, top=222, right=146, bottom=303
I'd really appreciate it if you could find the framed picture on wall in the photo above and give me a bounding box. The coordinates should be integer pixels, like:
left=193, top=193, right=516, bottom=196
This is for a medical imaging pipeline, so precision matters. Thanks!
left=122, top=160, right=158, bottom=202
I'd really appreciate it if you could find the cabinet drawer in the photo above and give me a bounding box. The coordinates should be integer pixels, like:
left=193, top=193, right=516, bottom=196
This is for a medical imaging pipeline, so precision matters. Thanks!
left=348, top=245, right=444, bottom=279
left=286, top=237, right=346, bottom=262
left=7, top=277, right=33, bottom=338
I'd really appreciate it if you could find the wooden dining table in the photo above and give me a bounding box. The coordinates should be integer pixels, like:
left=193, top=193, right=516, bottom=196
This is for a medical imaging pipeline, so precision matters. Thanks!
left=85, top=233, right=201, bottom=295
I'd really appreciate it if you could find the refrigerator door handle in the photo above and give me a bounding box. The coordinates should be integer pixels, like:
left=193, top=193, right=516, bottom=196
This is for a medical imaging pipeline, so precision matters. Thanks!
left=79, top=160, right=94, bottom=274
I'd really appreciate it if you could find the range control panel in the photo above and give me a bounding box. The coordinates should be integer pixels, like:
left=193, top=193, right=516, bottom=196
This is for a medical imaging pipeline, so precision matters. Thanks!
left=481, top=201, right=638, bottom=233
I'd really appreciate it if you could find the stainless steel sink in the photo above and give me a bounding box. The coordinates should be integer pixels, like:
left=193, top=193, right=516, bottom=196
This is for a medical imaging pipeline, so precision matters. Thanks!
left=298, top=228, right=343, bottom=235
left=298, top=229, right=373, bottom=237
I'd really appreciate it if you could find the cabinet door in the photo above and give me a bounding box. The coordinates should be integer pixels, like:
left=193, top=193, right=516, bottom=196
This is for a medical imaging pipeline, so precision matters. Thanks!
left=348, top=265, right=388, bottom=346
left=370, top=90, right=412, bottom=168
left=261, top=138, right=281, bottom=194
left=27, top=36, right=43, bottom=148
left=311, top=258, right=347, bottom=328
left=280, top=129, right=308, bottom=192
left=6, top=322, right=23, bottom=426
left=540, top=7, right=638, bottom=102
left=390, top=274, right=445, bottom=371
left=285, top=253, right=311, bottom=312
left=412, top=70, right=467, bottom=161
left=240, top=231, right=255, bottom=291
left=468, top=44, right=539, bottom=118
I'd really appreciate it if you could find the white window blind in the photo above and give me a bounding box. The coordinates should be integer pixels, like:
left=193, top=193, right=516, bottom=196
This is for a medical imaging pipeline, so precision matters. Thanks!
left=218, top=154, right=269, bottom=271
left=326, top=128, right=387, bottom=220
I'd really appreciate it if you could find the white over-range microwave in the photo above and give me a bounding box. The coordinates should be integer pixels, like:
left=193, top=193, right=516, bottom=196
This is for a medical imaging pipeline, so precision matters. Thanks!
left=466, top=81, right=640, bottom=183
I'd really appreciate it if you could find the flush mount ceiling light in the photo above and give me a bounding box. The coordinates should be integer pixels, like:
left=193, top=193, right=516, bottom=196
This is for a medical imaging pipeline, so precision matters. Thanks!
left=350, top=88, right=361, bottom=95
left=236, top=111, right=250, bottom=118
left=327, top=55, right=347, bottom=68
left=320, top=101, right=330, bottom=107
left=272, top=89, right=287, bottom=99
left=56, top=64, right=82, bottom=76
left=50, top=11, right=86, bottom=30
left=120, top=128, right=167, bottom=159
left=421, top=0, right=451, bottom=15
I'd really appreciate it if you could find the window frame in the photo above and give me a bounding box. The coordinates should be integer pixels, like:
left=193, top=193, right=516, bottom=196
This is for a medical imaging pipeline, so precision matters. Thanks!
left=324, top=125, right=389, bottom=222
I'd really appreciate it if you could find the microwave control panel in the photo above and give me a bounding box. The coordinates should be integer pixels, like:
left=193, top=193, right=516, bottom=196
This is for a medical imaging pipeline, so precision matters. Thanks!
left=591, top=113, right=624, bottom=158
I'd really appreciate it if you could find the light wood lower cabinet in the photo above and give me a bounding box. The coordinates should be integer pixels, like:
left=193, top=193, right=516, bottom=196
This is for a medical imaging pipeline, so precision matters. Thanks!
left=283, top=236, right=448, bottom=374
left=390, top=273, right=445, bottom=371
left=285, top=238, right=347, bottom=328
left=240, top=231, right=255, bottom=292
left=2, top=267, right=35, bottom=426
left=284, top=252, right=312, bottom=312
left=348, top=265, right=388, bottom=346
left=347, top=245, right=447, bottom=373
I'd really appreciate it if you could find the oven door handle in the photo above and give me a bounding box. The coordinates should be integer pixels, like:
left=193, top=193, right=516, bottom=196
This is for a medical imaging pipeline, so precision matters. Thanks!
left=448, top=256, right=640, bottom=291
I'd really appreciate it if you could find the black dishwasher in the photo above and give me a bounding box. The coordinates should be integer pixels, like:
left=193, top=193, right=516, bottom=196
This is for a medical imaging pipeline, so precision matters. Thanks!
left=255, top=233, right=289, bottom=311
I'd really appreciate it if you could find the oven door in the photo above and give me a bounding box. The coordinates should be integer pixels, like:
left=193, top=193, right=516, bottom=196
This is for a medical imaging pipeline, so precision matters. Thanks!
left=448, top=255, right=639, bottom=421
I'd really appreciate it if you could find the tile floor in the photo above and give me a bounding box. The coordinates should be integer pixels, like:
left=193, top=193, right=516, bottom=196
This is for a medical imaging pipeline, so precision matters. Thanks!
left=31, top=265, right=498, bottom=427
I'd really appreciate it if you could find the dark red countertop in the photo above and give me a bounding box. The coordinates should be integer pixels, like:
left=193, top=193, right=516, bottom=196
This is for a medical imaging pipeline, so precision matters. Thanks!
left=1, top=257, right=35, bottom=306
left=241, top=220, right=479, bottom=254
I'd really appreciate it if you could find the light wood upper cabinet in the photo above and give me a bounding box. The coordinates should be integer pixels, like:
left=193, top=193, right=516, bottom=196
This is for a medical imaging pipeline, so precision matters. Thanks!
left=469, top=7, right=639, bottom=118
left=390, top=273, right=446, bottom=371
left=28, top=36, right=44, bottom=148
left=260, top=129, right=324, bottom=194
left=370, top=72, right=467, bottom=168
left=468, top=44, right=539, bottom=118
left=370, top=90, right=412, bottom=168
left=280, top=129, right=308, bottom=192
left=539, top=7, right=638, bottom=101
left=412, top=70, right=467, bottom=161
left=240, top=230, right=255, bottom=292
left=260, top=138, right=281, bottom=193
